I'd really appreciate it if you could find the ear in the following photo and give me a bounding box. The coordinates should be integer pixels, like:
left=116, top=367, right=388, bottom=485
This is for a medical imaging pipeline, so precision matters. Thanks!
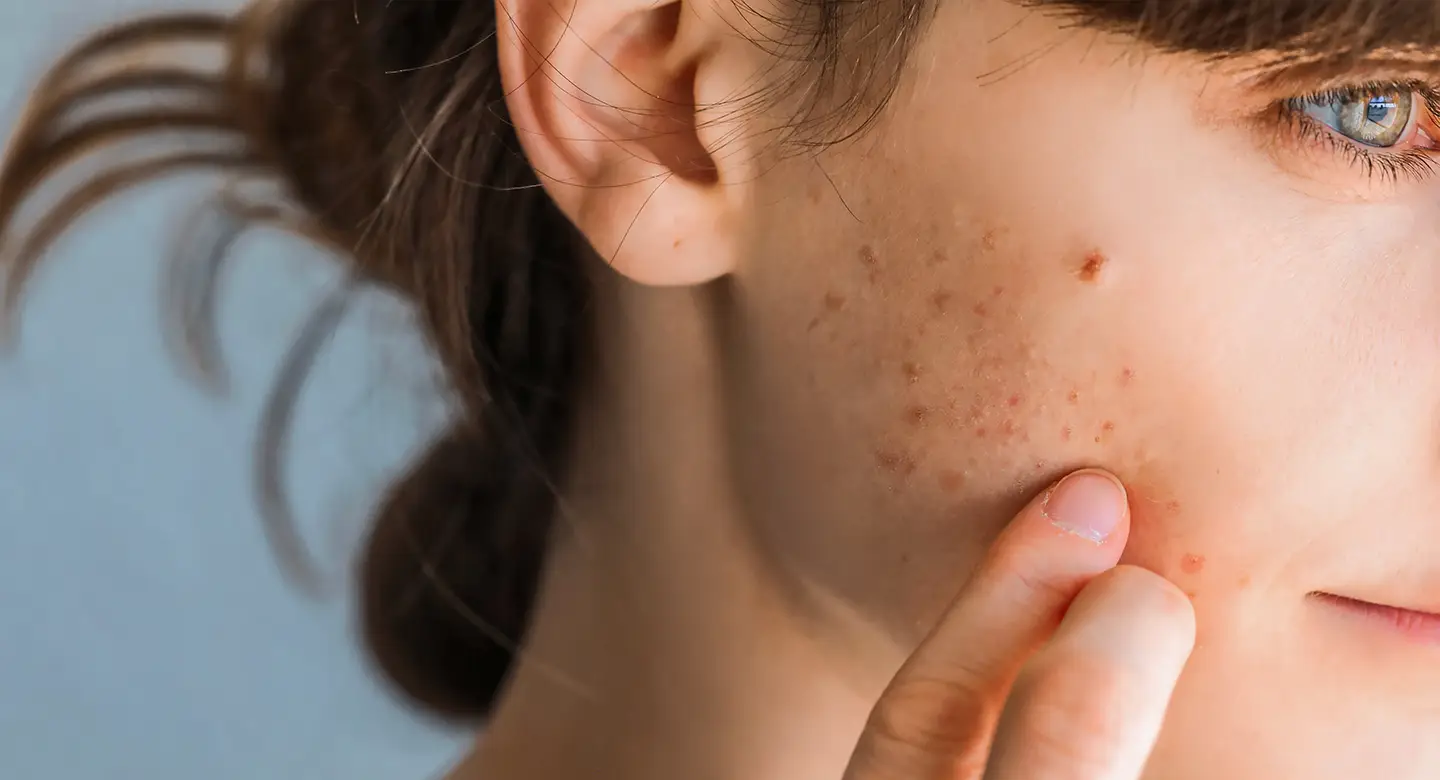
left=495, top=0, right=755, bottom=286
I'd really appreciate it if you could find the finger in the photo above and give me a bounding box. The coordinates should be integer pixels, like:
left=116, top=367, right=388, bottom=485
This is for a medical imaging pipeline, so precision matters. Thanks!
left=846, top=469, right=1131, bottom=780
left=984, top=565, right=1196, bottom=780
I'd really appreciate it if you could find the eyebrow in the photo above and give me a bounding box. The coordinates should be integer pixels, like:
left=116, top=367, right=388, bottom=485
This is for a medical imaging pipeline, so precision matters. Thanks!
left=1032, top=0, right=1440, bottom=60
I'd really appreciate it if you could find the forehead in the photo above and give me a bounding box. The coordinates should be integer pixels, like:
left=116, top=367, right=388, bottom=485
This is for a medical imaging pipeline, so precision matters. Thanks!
left=1037, top=0, right=1440, bottom=57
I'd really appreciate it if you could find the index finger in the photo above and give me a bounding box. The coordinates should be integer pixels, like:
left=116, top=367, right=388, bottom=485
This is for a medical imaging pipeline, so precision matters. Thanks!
left=846, top=469, right=1132, bottom=780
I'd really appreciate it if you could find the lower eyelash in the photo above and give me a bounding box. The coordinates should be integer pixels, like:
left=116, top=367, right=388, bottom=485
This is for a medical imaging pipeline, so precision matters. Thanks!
left=1286, top=110, right=1440, bottom=183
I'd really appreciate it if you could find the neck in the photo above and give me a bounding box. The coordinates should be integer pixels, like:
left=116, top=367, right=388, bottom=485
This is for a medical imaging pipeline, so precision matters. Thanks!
left=452, top=278, right=897, bottom=780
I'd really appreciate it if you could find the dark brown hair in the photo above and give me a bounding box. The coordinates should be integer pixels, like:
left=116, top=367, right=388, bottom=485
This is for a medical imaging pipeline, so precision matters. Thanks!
left=0, top=0, right=931, bottom=720
left=5, top=0, right=1432, bottom=724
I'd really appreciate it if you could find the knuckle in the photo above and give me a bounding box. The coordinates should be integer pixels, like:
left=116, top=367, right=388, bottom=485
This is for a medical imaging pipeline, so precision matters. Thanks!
left=867, top=674, right=995, bottom=758
left=1008, top=657, right=1131, bottom=771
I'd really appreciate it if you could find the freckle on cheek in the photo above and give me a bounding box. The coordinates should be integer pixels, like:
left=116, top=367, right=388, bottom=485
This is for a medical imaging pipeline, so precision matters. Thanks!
left=1181, top=554, right=1205, bottom=574
left=875, top=450, right=917, bottom=477
left=938, top=469, right=966, bottom=492
left=931, top=290, right=952, bottom=314
left=903, top=405, right=931, bottom=427
left=824, top=291, right=846, bottom=311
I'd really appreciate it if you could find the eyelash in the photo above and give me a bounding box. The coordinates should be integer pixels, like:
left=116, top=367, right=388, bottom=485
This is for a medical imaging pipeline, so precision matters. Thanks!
left=1279, top=80, right=1440, bottom=183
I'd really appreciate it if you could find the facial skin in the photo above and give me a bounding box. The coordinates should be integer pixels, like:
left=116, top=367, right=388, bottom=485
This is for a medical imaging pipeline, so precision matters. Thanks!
left=473, top=1, right=1440, bottom=779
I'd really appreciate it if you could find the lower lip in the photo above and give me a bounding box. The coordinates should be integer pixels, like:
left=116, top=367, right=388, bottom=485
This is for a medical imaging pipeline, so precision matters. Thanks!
left=1313, top=592, right=1440, bottom=645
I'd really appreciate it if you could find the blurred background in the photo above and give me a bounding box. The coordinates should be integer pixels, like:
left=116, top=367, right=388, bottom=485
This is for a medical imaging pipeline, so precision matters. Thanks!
left=0, top=1, right=469, bottom=777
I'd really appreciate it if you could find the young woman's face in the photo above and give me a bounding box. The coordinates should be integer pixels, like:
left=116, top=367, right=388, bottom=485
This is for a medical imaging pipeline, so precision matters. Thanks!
left=721, top=0, right=1440, bottom=776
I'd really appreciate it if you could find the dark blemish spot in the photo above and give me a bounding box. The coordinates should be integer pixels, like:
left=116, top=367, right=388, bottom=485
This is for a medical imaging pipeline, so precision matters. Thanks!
left=1120, top=367, right=1135, bottom=386
left=1007, top=394, right=1022, bottom=407
left=860, top=244, right=878, bottom=267
left=875, top=450, right=917, bottom=477
left=1078, top=250, right=1107, bottom=282
left=1181, top=554, right=1205, bottom=574
left=673, top=238, right=682, bottom=249
left=1093, top=435, right=1102, bottom=443
left=900, top=552, right=912, bottom=565
left=904, top=405, right=931, bottom=427
left=982, top=229, right=999, bottom=250
left=939, top=469, right=965, bottom=492
left=992, top=285, right=1005, bottom=297
left=824, top=291, right=846, bottom=311
left=973, top=302, right=989, bottom=317
left=928, top=249, right=948, bottom=266
left=806, top=317, right=821, bottom=332
left=902, top=361, right=922, bottom=384
left=1066, top=389, right=1080, bottom=405
left=975, top=427, right=988, bottom=438
left=1033, top=459, right=1047, bottom=471
left=1060, top=426, right=1072, bottom=441
left=931, top=290, right=953, bottom=314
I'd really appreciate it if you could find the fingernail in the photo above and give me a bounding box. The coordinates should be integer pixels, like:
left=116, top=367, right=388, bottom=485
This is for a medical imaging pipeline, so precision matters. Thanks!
left=1043, top=471, right=1125, bottom=544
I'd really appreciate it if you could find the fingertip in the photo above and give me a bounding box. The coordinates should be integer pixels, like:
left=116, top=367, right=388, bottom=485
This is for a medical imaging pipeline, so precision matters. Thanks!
left=1040, top=468, right=1129, bottom=546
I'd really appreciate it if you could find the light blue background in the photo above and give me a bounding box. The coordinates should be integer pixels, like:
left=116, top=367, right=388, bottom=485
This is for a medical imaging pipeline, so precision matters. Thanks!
left=0, top=2, right=469, bottom=778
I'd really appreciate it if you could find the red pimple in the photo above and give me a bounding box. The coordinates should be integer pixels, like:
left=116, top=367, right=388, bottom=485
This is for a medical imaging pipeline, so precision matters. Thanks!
left=1066, top=389, right=1080, bottom=405
left=1060, top=425, right=1073, bottom=441
left=1007, top=394, right=1022, bottom=407
left=931, top=290, right=953, bottom=314
left=1078, top=250, right=1107, bottom=282
left=904, top=405, right=931, bottom=427
left=859, top=244, right=878, bottom=267
left=1102, top=421, right=1115, bottom=433
left=992, top=285, right=1005, bottom=297
left=1120, top=367, right=1135, bottom=386
left=902, top=361, right=922, bottom=384
left=975, top=427, right=988, bottom=438
left=875, top=450, right=917, bottom=476
left=973, top=302, right=989, bottom=317
left=1181, top=554, right=1206, bottom=574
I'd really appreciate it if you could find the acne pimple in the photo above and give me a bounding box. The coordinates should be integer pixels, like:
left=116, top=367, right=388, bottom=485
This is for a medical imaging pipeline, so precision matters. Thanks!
left=1181, top=554, right=1206, bottom=574
left=973, top=302, right=989, bottom=317
left=901, top=361, right=922, bottom=384
left=875, top=450, right=917, bottom=476
left=931, top=290, right=953, bottom=314
left=938, top=469, right=966, bottom=492
left=975, top=427, right=988, bottom=438
left=859, top=244, right=878, bottom=268
left=992, top=285, right=1005, bottom=297
left=982, top=229, right=999, bottom=250
left=1007, top=394, right=1022, bottom=407
left=1060, top=426, right=1072, bottom=441
left=1120, top=367, right=1135, bottom=386
left=1102, top=421, right=1115, bottom=434
left=1078, top=249, right=1107, bottom=282
left=904, top=405, right=931, bottom=427
left=1185, top=591, right=1199, bottom=601
left=1066, top=389, right=1080, bottom=405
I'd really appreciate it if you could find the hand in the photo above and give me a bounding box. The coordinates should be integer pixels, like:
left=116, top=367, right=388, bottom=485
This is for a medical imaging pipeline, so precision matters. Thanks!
left=843, top=469, right=1196, bottom=780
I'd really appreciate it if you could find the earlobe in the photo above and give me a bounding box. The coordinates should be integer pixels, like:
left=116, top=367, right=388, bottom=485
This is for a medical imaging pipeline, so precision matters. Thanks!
left=495, top=0, right=746, bottom=286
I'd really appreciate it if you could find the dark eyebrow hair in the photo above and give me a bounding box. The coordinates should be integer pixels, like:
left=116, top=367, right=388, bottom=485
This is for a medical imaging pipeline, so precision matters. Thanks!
left=1033, top=0, right=1440, bottom=61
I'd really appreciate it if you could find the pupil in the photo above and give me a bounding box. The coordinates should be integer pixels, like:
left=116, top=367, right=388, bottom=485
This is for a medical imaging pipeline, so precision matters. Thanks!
left=1366, top=96, right=1397, bottom=124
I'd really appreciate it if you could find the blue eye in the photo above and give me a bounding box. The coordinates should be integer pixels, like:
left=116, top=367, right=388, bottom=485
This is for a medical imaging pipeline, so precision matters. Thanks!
left=1296, top=90, right=1415, bottom=148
